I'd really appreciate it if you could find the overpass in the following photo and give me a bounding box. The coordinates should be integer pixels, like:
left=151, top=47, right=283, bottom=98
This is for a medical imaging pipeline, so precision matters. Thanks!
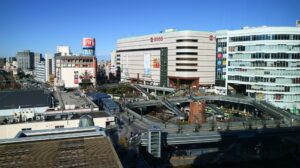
left=138, top=84, right=175, bottom=93
left=127, top=95, right=299, bottom=125
left=140, top=126, right=300, bottom=147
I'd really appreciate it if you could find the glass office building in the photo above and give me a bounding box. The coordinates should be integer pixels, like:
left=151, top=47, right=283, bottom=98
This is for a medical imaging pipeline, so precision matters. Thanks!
left=217, top=26, right=300, bottom=114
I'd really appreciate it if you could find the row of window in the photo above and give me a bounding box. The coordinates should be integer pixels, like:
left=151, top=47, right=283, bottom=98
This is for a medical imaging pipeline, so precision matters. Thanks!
left=176, top=46, right=198, bottom=49
left=228, top=60, right=300, bottom=68
left=217, top=42, right=227, bottom=47
left=250, top=85, right=293, bottom=92
left=265, top=94, right=300, bottom=101
left=176, top=63, right=198, bottom=66
left=176, top=39, right=198, bottom=42
left=228, top=44, right=300, bottom=52
left=229, top=34, right=300, bottom=42
left=21, top=125, right=65, bottom=132
left=176, top=52, right=198, bottom=55
left=176, top=58, right=198, bottom=61
left=229, top=75, right=300, bottom=84
left=229, top=53, right=300, bottom=59
left=61, top=64, right=93, bottom=68
left=176, top=69, right=197, bottom=72
left=62, top=59, right=93, bottom=63
left=228, top=68, right=300, bottom=76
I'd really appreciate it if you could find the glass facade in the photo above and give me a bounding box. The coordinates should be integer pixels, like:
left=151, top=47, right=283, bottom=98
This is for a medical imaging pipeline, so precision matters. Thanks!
left=226, top=29, right=300, bottom=113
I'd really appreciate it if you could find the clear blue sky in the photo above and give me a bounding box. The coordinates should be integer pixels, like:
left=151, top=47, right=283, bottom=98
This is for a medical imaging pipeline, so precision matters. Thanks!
left=0, top=0, right=299, bottom=60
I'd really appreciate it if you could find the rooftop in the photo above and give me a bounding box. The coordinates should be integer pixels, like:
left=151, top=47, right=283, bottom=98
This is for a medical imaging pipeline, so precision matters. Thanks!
left=57, top=56, right=96, bottom=60
left=118, top=29, right=215, bottom=42
left=0, top=127, right=122, bottom=168
left=58, top=90, right=97, bottom=109
left=0, top=89, right=50, bottom=110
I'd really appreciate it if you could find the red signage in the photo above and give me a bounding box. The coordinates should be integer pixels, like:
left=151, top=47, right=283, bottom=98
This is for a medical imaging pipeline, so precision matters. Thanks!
left=150, top=36, right=163, bottom=42
left=217, top=53, right=223, bottom=59
left=152, top=58, right=160, bottom=68
left=209, top=35, right=214, bottom=41
left=74, top=71, right=79, bottom=84
left=82, top=38, right=95, bottom=47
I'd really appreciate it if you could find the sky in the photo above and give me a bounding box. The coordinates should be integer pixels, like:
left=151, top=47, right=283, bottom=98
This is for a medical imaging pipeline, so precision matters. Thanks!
left=0, top=0, right=299, bottom=60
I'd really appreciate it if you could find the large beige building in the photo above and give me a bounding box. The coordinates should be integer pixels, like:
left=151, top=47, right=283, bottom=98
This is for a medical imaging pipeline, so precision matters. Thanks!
left=116, top=29, right=216, bottom=89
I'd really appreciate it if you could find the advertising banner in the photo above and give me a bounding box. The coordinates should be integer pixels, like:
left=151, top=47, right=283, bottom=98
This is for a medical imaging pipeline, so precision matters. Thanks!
left=74, top=71, right=79, bottom=84
left=82, top=38, right=95, bottom=47
left=217, top=53, right=223, bottom=59
left=144, top=54, right=151, bottom=76
left=217, top=60, right=222, bottom=65
left=151, top=56, right=160, bottom=68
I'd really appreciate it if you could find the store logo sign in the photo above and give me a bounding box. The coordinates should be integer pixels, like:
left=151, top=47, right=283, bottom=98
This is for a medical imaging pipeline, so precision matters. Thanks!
left=150, top=36, right=163, bottom=42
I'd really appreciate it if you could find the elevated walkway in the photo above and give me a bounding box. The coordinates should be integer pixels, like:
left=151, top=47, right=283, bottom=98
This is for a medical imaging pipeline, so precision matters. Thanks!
left=141, top=127, right=300, bottom=147
left=127, top=95, right=299, bottom=124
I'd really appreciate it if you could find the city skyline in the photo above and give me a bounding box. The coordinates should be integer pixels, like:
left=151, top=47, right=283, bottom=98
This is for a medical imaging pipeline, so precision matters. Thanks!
left=0, top=0, right=299, bottom=60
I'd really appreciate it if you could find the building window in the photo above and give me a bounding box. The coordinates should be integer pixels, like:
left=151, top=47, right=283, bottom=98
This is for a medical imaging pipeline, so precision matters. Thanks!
left=176, top=63, right=198, bottom=66
left=176, top=46, right=198, bottom=49
left=55, top=125, right=64, bottom=129
left=176, top=58, right=198, bottom=61
left=176, top=39, right=198, bottom=42
left=176, top=69, right=197, bottom=72
left=176, top=52, right=198, bottom=55
left=21, top=128, right=32, bottom=131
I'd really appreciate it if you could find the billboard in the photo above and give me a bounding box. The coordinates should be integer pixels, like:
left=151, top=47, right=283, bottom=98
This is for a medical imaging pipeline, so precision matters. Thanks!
left=74, top=71, right=79, bottom=84
left=82, top=38, right=96, bottom=47
left=151, top=56, right=160, bottom=68
left=144, top=54, right=151, bottom=76
left=61, top=68, right=95, bottom=88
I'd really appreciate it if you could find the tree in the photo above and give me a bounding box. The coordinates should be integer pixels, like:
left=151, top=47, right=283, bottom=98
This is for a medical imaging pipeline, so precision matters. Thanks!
left=226, top=120, right=231, bottom=131
left=274, top=119, right=281, bottom=128
left=247, top=118, right=253, bottom=130
left=261, top=119, right=267, bottom=129
left=119, top=136, right=128, bottom=151
left=210, top=119, right=215, bottom=131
